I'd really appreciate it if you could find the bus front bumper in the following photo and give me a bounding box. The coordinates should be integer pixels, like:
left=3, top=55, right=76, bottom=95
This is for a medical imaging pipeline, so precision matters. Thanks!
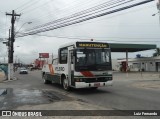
left=75, top=81, right=113, bottom=88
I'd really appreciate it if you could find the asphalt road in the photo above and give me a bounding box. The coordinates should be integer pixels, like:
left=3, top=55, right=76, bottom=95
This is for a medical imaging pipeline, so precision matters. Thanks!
left=1, top=70, right=160, bottom=111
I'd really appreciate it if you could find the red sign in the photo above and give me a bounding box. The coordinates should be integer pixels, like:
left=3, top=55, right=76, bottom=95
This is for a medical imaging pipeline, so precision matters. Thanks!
left=39, top=53, right=49, bottom=58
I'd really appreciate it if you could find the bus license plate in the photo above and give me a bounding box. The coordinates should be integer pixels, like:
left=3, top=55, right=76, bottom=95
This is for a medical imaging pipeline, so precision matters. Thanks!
left=94, top=83, right=100, bottom=87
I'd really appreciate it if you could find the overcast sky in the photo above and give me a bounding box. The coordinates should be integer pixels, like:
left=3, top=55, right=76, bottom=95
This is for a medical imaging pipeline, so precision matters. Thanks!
left=0, top=0, right=160, bottom=64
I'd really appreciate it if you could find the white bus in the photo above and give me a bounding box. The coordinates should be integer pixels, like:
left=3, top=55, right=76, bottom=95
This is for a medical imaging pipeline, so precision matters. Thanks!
left=42, top=41, right=113, bottom=90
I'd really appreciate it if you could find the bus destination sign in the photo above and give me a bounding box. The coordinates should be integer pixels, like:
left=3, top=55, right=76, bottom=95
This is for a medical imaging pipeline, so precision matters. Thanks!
left=76, top=42, right=109, bottom=48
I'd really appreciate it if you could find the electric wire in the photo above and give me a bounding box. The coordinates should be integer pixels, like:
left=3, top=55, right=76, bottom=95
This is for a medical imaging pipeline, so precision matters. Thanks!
left=22, top=0, right=127, bottom=34
left=15, top=0, right=41, bottom=12
left=23, top=33, right=160, bottom=43
left=24, top=1, right=151, bottom=33
left=26, top=0, right=124, bottom=31
left=33, top=34, right=160, bottom=40
left=19, top=0, right=139, bottom=28
left=20, top=0, right=80, bottom=15
left=19, top=0, right=96, bottom=24
left=14, top=0, right=33, bottom=10
left=19, top=0, right=50, bottom=13
left=17, top=0, right=154, bottom=37
left=66, top=5, right=156, bottom=28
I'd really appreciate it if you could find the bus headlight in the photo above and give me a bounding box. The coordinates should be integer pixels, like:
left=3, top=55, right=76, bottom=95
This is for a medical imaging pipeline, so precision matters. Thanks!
left=76, top=78, right=80, bottom=82
left=79, top=79, right=82, bottom=82
left=75, top=78, right=85, bottom=82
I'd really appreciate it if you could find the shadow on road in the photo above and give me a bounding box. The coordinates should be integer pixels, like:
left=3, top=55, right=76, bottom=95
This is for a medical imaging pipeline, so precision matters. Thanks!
left=49, top=83, right=112, bottom=95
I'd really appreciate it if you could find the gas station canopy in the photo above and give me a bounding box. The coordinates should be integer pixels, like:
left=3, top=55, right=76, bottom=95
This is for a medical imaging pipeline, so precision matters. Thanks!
left=109, top=43, right=157, bottom=52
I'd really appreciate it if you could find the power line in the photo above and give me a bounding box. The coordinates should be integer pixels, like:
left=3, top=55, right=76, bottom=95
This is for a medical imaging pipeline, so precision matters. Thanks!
left=25, top=0, right=126, bottom=31
left=20, top=0, right=150, bottom=29
left=19, top=0, right=56, bottom=14
left=19, top=0, right=96, bottom=24
left=17, top=0, right=154, bottom=37
left=19, top=0, right=49, bottom=13
left=15, top=0, right=33, bottom=10
left=32, top=34, right=88, bottom=40
left=69, top=5, right=156, bottom=27
left=25, top=0, right=151, bottom=32
left=15, top=0, right=41, bottom=12
left=17, top=33, right=160, bottom=44
left=31, top=33, right=160, bottom=40
left=22, top=0, right=116, bottom=19
left=22, top=0, right=153, bottom=30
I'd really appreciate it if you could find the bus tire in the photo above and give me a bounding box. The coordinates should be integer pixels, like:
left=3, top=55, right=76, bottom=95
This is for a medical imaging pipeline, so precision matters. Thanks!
left=44, top=79, right=51, bottom=84
left=62, top=77, right=70, bottom=91
left=43, top=74, right=51, bottom=84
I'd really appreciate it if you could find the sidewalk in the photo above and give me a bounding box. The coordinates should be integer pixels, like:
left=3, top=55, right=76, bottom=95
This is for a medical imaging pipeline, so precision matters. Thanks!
left=113, top=72, right=160, bottom=90
left=113, top=71, right=160, bottom=80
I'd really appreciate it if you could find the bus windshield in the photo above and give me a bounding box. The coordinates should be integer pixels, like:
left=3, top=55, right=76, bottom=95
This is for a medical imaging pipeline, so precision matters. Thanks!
left=75, top=48, right=112, bottom=71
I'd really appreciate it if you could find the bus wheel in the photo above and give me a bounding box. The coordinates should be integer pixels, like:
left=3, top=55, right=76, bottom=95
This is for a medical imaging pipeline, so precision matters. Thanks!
left=43, top=74, right=51, bottom=84
left=62, top=78, right=70, bottom=91
left=44, top=79, right=51, bottom=84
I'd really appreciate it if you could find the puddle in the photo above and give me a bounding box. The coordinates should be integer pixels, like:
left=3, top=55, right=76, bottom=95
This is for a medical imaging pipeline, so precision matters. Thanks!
left=0, top=88, right=73, bottom=110
left=15, top=89, right=42, bottom=97
left=13, top=89, right=50, bottom=104
left=12, top=89, right=71, bottom=104
left=0, top=89, right=7, bottom=96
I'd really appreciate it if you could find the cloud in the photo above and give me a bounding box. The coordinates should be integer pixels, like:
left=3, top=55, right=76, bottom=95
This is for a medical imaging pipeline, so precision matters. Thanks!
left=0, top=0, right=160, bottom=63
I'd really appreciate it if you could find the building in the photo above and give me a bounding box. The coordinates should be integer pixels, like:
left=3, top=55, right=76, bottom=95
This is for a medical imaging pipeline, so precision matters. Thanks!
left=117, top=56, right=160, bottom=72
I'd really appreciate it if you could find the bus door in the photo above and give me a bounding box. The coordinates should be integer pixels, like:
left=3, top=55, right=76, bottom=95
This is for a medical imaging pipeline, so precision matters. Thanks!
left=68, top=50, right=75, bottom=86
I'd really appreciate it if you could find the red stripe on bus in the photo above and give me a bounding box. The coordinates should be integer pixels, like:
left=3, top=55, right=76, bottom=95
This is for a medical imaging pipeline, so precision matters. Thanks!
left=49, top=64, right=54, bottom=75
left=80, top=71, right=94, bottom=77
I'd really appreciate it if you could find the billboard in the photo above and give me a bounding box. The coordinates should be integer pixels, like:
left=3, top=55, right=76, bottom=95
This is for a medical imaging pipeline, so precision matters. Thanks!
left=39, top=53, right=49, bottom=58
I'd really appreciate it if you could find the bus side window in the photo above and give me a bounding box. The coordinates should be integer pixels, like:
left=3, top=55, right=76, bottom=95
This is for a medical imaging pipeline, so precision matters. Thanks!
left=59, top=47, right=68, bottom=64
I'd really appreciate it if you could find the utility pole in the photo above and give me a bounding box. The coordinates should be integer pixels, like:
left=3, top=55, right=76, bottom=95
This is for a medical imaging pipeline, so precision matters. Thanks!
left=6, top=10, right=20, bottom=80
left=7, top=29, right=11, bottom=80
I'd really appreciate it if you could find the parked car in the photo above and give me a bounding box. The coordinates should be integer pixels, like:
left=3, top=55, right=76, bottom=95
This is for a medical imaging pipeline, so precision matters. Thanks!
left=19, top=67, right=28, bottom=74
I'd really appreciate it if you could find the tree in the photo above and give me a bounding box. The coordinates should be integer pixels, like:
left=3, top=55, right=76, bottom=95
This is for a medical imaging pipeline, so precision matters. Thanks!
left=153, top=48, right=160, bottom=57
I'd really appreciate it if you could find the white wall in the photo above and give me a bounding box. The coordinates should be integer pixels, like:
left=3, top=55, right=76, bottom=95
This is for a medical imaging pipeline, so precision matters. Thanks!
left=112, top=59, right=119, bottom=71
left=117, top=56, right=160, bottom=72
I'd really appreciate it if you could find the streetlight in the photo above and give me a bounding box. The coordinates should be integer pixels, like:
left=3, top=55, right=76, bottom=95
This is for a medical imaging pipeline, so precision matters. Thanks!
left=14, top=22, right=32, bottom=36
left=7, top=22, right=32, bottom=80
